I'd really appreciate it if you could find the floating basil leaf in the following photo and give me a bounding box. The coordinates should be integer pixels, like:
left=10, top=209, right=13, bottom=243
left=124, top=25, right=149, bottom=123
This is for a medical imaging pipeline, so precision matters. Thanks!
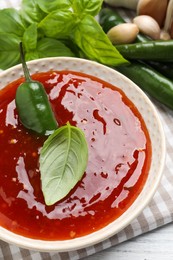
left=40, top=122, right=88, bottom=206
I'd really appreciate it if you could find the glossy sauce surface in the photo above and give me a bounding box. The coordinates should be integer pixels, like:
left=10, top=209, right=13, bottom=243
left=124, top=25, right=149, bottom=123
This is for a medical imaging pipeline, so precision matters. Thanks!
left=0, top=71, right=151, bottom=240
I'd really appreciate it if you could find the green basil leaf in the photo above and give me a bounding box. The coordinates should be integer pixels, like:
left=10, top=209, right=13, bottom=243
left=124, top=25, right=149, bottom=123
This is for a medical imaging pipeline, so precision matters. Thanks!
left=61, top=39, right=86, bottom=58
left=0, top=8, right=25, bottom=37
left=24, top=38, right=75, bottom=62
left=73, top=15, right=128, bottom=66
left=72, top=0, right=103, bottom=17
left=37, top=38, right=75, bottom=58
left=0, top=33, right=21, bottom=70
left=40, top=122, right=88, bottom=206
left=38, top=10, right=76, bottom=39
left=25, top=51, right=39, bottom=61
left=23, top=23, right=38, bottom=52
left=20, top=0, right=46, bottom=24
left=37, top=0, right=72, bottom=13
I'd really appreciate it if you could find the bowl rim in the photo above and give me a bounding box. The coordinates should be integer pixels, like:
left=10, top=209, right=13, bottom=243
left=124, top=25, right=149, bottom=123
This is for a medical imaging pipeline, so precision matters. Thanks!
left=0, top=57, right=166, bottom=252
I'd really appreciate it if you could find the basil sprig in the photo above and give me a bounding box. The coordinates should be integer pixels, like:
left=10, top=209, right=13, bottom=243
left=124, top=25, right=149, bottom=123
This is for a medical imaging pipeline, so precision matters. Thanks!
left=0, top=0, right=128, bottom=70
left=40, top=122, right=88, bottom=206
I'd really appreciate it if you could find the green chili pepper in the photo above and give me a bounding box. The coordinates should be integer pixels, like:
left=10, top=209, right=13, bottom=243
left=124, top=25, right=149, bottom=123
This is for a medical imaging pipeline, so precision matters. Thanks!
left=117, top=61, right=173, bottom=110
left=15, top=42, right=58, bottom=135
left=99, top=7, right=124, bottom=33
left=146, top=61, right=173, bottom=81
left=116, top=40, right=173, bottom=62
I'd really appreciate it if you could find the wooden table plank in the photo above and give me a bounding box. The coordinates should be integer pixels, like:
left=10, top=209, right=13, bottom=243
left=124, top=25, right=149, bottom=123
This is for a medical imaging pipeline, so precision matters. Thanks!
left=83, top=223, right=173, bottom=260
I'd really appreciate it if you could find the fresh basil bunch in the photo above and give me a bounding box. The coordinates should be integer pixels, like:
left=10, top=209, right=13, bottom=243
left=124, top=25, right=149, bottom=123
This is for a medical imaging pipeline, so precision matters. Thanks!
left=0, top=0, right=127, bottom=70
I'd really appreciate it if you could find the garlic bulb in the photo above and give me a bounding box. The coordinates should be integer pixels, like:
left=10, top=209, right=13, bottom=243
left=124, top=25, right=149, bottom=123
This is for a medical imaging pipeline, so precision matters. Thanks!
left=164, top=0, right=173, bottom=38
left=160, top=30, right=171, bottom=41
left=104, top=0, right=139, bottom=10
left=137, top=0, right=168, bottom=27
left=133, top=15, right=160, bottom=40
left=107, top=23, right=139, bottom=45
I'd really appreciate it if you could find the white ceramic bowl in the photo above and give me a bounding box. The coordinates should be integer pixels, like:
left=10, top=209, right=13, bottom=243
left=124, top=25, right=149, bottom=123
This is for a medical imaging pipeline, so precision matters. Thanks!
left=0, top=57, right=166, bottom=252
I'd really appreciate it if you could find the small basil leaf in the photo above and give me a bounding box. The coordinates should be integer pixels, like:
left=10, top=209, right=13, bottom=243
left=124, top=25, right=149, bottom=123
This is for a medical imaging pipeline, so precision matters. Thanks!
left=0, top=33, right=21, bottom=70
left=23, top=23, right=38, bottom=52
left=0, top=8, right=25, bottom=37
left=38, top=10, right=76, bottom=39
left=40, top=122, right=88, bottom=206
left=25, top=51, right=39, bottom=61
left=20, top=0, right=46, bottom=24
left=73, top=15, right=128, bottom=66
left=37, top=38, right=75, bottom=57
left=72, top=0, right=103, bottom=17
left=37, top=0, right=72, bottom=13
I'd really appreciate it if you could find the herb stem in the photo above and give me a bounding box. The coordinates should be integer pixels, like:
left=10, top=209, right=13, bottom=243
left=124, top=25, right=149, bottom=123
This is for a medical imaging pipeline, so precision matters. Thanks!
left=19, top=42, right=32, bottom=82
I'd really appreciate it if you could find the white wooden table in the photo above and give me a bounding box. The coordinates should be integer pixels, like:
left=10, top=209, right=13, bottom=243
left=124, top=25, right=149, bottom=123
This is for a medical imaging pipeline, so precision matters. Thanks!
left=83, top=222, right=173, bottom=260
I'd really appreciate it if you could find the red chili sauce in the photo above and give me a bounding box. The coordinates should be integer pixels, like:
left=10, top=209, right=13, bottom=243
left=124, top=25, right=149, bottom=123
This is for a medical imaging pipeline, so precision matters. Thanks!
left=0, top=70, right=151, bottom=240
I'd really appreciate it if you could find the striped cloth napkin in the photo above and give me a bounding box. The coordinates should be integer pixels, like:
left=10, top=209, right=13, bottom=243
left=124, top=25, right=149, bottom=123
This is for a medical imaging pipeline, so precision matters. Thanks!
left=0, top=1, right=173, bottom=259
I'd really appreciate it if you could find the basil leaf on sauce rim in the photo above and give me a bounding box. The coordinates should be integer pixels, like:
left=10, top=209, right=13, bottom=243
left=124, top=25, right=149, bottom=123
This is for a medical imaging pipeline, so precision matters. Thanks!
left=39, top=122, right=88, bottom=206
